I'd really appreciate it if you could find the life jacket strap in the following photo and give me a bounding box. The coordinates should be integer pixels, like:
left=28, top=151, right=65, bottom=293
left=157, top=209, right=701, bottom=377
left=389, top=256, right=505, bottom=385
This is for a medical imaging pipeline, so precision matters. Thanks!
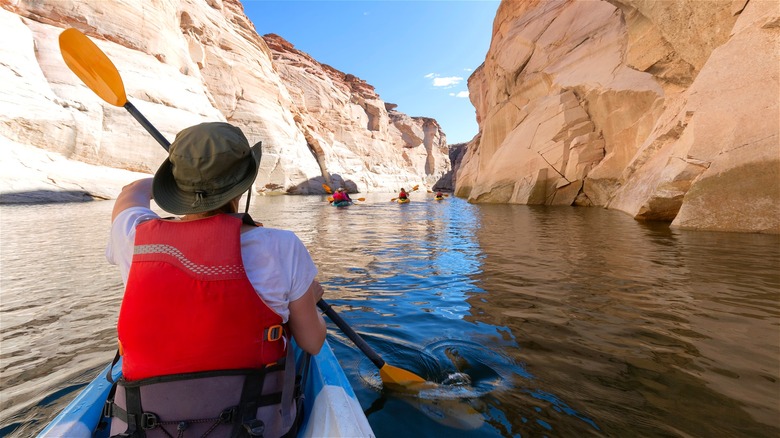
left=106, top=400, right=239, bottom=437
left=105, top=365, right=300, bottom=438
left=105, top=349, right=121, bottom=384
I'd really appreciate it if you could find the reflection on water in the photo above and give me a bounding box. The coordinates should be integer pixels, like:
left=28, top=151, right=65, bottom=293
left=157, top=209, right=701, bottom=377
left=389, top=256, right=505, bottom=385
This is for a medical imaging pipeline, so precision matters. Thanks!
left=1, top=195, right=778, bottom=437
left=469, top=205, right=780, bottom=437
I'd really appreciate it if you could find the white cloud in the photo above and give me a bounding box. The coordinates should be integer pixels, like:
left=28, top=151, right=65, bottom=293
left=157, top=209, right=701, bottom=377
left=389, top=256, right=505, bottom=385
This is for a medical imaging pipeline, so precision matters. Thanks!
left=432, top=76, right=463, bottom=87
left=449, top=91, right=470, bottom=98
left=463, top=68, right=473, bottom=72
left=424, top=73, right=436, bottom=79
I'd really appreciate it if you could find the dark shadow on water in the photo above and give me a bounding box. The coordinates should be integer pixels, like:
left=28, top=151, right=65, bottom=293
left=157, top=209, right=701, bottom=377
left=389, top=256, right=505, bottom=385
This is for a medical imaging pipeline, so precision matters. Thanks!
left=0, top=190, right=98, bottom=204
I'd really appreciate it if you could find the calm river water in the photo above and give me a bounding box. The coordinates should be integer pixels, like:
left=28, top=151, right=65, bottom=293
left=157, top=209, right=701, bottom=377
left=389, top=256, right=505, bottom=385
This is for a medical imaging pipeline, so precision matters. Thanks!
left=1, top=194, right=778, bottom=437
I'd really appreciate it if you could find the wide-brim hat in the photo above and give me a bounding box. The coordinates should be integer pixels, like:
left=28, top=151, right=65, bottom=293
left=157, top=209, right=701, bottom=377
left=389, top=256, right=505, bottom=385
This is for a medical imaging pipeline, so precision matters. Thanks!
left=152, top=122, right=262, bottom=215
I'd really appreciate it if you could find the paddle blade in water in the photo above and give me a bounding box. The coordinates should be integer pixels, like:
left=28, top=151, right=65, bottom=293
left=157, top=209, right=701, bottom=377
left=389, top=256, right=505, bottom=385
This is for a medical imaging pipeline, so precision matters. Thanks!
left=356, top=198, right=366, bottom=202
left=59, top=28, right=127, bottom=107
left=327, top=196, right=334, bottom=202
left=380, top=364, right=426, bottom=387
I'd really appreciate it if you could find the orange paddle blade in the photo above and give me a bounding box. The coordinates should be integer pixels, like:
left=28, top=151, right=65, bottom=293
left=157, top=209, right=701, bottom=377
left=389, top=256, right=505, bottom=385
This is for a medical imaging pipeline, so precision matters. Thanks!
left=356, top=197, right=366, bottom=202
left=327, top=196, right=334, bottom=202
left=412, top=185, right=419, bottom=191
left=380, top=363, right=427, bottom=387
left=59, top=28, right=127, bottom=107
left=322, top=183, right=333, bottom=194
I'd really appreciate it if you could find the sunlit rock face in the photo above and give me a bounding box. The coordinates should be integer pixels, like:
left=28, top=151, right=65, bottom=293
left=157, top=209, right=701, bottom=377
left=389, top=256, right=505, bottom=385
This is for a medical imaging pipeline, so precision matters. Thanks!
left=0, top=0, right=448, bottom=202
left=262, top=34, right=449, bottom=192
left=457, top=0, right=779, bottom=233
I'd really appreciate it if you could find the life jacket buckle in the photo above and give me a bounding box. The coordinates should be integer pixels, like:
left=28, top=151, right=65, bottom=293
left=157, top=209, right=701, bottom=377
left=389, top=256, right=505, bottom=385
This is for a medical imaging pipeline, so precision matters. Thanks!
left=243, top=419, right=265, bottom=437
left=220, top=406, right=237, bottom=423
left=102, top=400, right=113, bottom=418
left=266, top=325, right=283, bottom=342
left=141, top=412, right=160, bottom=430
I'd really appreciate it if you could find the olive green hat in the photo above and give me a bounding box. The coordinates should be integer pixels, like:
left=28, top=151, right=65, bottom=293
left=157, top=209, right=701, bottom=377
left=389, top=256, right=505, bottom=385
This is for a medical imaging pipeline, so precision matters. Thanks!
left=152, top=122, right=262, bottom=215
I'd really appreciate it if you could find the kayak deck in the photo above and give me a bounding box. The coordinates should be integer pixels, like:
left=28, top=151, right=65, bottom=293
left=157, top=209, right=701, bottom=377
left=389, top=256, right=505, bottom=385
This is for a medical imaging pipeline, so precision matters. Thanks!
left=38, top=340, right=373, bottom=437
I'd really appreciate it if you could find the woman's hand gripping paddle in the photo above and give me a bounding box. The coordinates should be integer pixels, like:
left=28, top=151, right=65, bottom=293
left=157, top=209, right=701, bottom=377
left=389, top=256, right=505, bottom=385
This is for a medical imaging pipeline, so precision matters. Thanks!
left=317, top=300, right=426, bottom=388
left=59, top=28, right=170, bottom=151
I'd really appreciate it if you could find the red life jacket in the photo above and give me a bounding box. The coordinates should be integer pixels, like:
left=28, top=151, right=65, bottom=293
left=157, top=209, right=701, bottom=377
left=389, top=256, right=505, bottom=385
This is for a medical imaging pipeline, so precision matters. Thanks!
left=118, top=214, right=286, bottom=381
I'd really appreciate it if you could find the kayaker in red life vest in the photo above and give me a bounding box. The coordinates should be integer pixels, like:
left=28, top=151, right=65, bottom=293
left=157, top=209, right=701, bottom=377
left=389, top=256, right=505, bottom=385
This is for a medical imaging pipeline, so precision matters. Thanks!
left=105, top=122, right=326, bottom=437
left=332, top=187, right=351, bottom=203
left=398, top=187, right=409, bottom=200
left=435, top=191, right=444, bottom=198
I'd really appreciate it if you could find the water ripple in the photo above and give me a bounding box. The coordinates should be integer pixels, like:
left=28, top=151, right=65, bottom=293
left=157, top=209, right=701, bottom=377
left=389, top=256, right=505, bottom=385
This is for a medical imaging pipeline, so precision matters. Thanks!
left=2, top=197, right=779, bottom=437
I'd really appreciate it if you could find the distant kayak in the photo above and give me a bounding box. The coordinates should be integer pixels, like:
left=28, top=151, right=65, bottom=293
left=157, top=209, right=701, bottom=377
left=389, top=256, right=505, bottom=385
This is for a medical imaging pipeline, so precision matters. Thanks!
left=332, top=200, right=352, bottom=207
left=397, top=198, right=410, bottom=204
left=434, top=196, right=444, bottom=201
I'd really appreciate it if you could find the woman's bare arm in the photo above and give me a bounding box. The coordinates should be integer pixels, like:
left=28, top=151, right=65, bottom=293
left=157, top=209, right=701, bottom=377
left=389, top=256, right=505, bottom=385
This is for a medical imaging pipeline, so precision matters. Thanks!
left=288, top=280, right=326, bottom=355
left=112, top=178, right=154, bottom=222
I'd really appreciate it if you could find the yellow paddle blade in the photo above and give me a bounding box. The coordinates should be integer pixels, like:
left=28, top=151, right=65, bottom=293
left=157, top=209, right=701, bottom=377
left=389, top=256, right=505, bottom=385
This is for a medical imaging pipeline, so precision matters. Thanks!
left=59, top=28, right=127, bottom=107
left=327, top=196, right=334, bottom=202
left=380, top=363, right=426, bottom=387
left=322, top=183, right=333, bottom=194
left=390, top=197, right=398, bottom=202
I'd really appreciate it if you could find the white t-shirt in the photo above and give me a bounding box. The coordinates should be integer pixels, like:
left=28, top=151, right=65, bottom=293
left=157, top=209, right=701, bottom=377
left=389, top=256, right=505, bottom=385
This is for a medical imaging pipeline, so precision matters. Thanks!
left=106, top=207, right=317, bottom=323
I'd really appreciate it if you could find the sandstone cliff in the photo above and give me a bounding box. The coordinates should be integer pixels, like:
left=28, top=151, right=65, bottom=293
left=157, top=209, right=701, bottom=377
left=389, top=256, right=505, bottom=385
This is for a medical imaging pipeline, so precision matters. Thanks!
left=0, top=0, right=449, bottom=202
left=457, top=0, right=779, bottom=233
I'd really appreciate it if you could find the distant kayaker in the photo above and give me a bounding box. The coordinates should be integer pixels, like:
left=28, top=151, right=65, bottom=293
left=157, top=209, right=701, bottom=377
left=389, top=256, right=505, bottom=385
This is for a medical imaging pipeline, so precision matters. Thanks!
left=398, top=187, right=409, bottom=200
left=105, top=122, right=326, bottom=437
left=332, top=187, right=351, bottom=203
left=435, top=191, right=444, bottom=198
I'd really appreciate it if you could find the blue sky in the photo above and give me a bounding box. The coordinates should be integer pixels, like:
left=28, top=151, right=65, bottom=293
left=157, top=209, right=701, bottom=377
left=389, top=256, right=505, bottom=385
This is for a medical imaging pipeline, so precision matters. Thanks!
left=242, top=1, right=500, bottom=144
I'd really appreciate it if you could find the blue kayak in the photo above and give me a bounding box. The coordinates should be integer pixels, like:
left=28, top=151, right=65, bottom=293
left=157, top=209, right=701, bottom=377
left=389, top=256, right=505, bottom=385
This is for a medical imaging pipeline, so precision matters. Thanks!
left=38, top=340, right=373, bottom=437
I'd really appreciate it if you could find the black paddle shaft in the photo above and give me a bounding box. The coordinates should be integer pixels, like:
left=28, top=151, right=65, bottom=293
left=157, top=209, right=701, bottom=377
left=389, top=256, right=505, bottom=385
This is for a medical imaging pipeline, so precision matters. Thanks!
left=317, top=299, right=386, bottom=369
left=124, top=102, right=170, bottom=151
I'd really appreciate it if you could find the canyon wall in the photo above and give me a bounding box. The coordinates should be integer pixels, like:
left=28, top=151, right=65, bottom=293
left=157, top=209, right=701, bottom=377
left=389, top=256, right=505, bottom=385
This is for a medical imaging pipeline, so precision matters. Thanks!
left=457, top=0, right=779, bottom=233
left=0, top=0, right=449, bottom=202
